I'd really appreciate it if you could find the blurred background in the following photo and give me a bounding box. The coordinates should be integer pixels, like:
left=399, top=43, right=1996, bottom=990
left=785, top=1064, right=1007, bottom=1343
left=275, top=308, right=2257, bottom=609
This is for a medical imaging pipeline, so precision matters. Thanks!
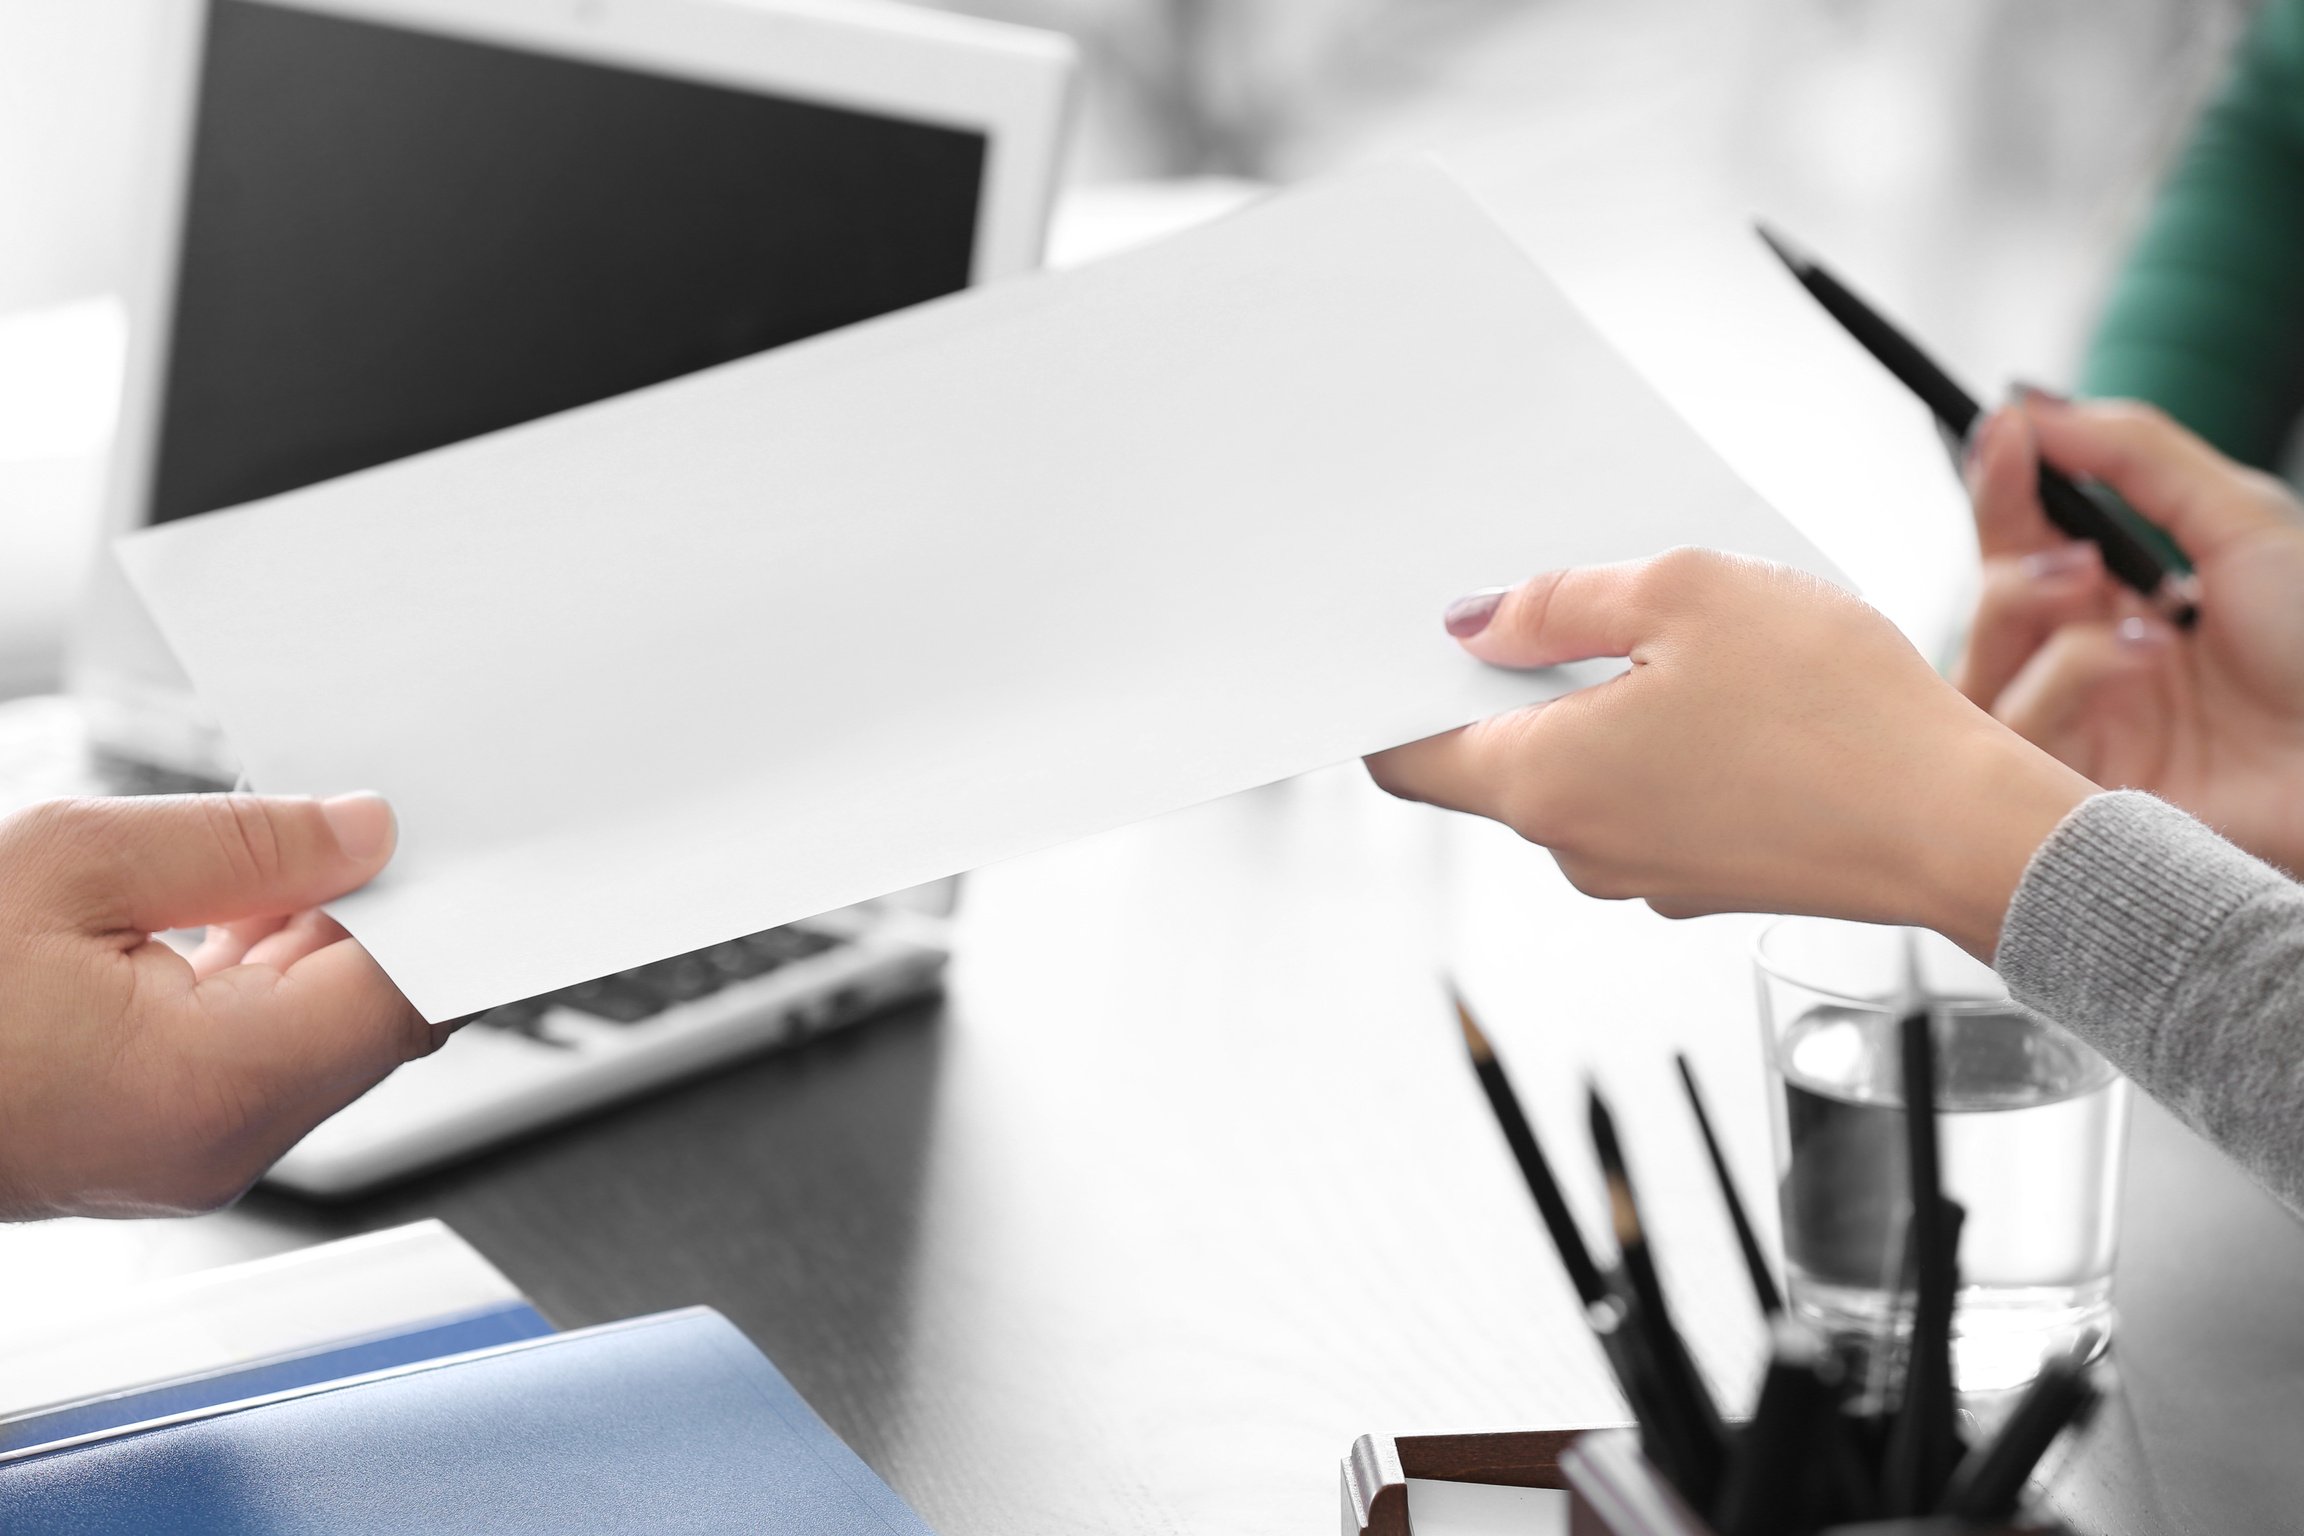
left=0, top=0, right=2255, bottom=309
left=0, top=0, right=2265, bottom=697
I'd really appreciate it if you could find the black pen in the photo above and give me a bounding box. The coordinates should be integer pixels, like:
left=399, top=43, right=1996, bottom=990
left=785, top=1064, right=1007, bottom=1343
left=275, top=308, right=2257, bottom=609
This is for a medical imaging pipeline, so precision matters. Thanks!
left=1939, top=1348, right=2102, bottom=1520
left=1716, top=1316, right=1837, bottom=1536
left=1589, top=1084, right=1730, bottom=1507
left=1756, top=223, right=2200, bottom=628
left=1673, top=1053, right=1782, bottom=1318
left=1449, top=989, right=1696, bottom=1487
left=1884, top=1008, right=1963, bottom=1513
left=1593, top=1287, right=1704, bottom=1495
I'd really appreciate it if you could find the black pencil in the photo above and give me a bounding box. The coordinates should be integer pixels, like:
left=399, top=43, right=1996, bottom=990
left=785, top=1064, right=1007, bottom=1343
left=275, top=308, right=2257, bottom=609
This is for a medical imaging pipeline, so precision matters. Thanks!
left=1589, top=1083, right=1730, bottom=1507
left=1673, top=1053, right=1783, bottom=1318
left=1940, top=1347, right=2102, bottom=1520
left=1756, top=223, right=2199, bottom=627
left=1884, top=1007, right=1962, bottom=1513
left=1451, top=987, right=1607, bottom=1305
left=1593, top=1286, right=1704, bottom=1495
left=1716, top=1316, right=1837, bottom=1536
left=1449, top=989, right=1693, bottom=1487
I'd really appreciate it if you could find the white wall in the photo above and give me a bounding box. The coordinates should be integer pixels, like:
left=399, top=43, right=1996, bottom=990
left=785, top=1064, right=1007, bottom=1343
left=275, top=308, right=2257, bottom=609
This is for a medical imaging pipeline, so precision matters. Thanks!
left=0, top=0, right=168, bottom=315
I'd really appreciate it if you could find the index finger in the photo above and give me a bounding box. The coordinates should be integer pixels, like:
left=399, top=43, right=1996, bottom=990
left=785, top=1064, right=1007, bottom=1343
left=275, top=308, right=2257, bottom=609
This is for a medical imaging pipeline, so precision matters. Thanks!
left=1366, top=714, right=1527, bottom=823
left=191, top=937, right=437, bottom=1122
left=2025, top=397, right=2287, bottom=559
left=1968, top=405, right=2061, bottom=560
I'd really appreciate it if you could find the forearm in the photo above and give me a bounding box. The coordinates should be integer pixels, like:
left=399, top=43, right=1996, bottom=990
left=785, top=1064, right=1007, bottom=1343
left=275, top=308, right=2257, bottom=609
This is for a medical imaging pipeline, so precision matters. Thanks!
left=1995, top=791, right=2304, bottom=1215
left=1914, top=728, right=2096, bottom=961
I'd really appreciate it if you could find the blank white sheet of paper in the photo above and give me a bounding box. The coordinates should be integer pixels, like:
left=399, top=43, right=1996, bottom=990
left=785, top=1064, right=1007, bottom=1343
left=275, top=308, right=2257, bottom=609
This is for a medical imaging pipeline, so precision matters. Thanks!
left=120, top=160, right=1839, bottom=1022
left=1407, top=1479, right=1571, bottom=1536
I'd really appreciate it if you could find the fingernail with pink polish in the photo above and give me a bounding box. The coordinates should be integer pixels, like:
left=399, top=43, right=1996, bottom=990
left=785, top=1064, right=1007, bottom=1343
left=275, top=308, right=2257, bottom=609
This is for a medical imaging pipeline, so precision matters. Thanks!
left=1444, top=588, right=1509, bottom=638
left=2020, top=544, right=2099, bottom=582
left=2116, top=616, right=2172, bottom=651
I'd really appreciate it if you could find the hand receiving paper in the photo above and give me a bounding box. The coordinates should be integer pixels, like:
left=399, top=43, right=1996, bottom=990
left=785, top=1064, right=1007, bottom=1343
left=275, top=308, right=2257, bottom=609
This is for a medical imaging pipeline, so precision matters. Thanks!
left=0, top=794, right=435, bottom=1218
left=1367, top=549, right=2096, bottom=960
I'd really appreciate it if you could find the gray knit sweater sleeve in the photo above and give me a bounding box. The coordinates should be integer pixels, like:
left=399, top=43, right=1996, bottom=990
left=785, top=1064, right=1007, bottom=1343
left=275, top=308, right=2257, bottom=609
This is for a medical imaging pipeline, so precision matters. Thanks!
left=1996, top=790, right=2304, bottom=1214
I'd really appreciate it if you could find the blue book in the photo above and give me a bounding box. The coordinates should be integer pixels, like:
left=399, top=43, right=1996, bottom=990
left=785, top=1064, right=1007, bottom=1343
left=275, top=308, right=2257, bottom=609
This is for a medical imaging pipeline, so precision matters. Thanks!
left=0, top=1308, right=932, bottom=1535
left=0, top=1300, right=552, bottom=1454
left=0, top=1221, right=551, bottom=1459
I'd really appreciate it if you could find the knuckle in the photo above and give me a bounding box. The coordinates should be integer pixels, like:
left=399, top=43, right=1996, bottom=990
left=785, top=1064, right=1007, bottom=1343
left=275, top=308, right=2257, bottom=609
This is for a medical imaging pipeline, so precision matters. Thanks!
left=1577, top=869, right=1640, bottom=902
left=2092, top=398, right=2166, bottom=435
left=1553, top=853, right=1636, bottom=903
left=2235, top=467, right=2295, bottom=513
left=1621, top=563, right=1677, bottom=615
left=1644, top=543, right=1709, bottom=585
left=2047, top=621, right=2121, bottom=667
left=1511, top=567, right=1568, bottom=629
left=1651, top=544, right=1717, bottom=575
left=1976, top=558, right=2030, bottom=607
left=202, top=795, right=289, bottom=887
left=1630, top=546, right=1729, bottom=611
left=1502, top=569, right=1562, bottom=648
left=2092, top=399, right=2192, bottom=462
left=1497, top=777, right=1567, bottom=849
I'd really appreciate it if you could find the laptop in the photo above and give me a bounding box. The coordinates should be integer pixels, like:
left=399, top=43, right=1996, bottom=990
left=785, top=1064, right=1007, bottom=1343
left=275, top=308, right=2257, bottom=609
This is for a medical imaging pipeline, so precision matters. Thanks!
left=29, top=0, right=1074, bottom=1196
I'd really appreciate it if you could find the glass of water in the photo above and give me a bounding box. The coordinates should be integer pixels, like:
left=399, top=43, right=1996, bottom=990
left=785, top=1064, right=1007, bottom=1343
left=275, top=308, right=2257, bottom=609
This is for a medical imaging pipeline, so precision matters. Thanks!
left=1753, top=917, right=2129, bottom=1392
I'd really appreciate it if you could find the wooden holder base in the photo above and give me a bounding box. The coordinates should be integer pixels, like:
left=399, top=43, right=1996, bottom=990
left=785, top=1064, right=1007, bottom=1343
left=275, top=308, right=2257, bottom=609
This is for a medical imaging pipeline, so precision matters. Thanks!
left=1341, top=1424, right=1598, bottom=1536
left=1342, top=1426, right=2062, bottom=1536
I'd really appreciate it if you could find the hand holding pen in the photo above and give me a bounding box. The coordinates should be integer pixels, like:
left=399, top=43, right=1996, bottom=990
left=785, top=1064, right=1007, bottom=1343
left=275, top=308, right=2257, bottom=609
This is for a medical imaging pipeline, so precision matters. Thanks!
left=1953, top=392, right=2304, bottom=875
left=1758, top=227, right=2198, bottom=625
left=1756, top=223, right=2304, bottom=879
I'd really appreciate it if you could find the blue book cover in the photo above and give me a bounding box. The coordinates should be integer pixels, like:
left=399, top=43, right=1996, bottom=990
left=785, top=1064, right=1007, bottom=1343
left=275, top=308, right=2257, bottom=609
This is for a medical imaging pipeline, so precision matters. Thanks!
left=0, top=1300, right=553, bottom=1455
left=0, top=1308, right=932, bottom=1535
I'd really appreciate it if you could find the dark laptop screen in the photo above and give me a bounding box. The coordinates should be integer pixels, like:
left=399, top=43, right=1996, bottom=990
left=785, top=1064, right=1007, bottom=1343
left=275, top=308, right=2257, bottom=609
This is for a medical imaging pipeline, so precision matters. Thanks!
left=149, top=0, right=985, bottom=524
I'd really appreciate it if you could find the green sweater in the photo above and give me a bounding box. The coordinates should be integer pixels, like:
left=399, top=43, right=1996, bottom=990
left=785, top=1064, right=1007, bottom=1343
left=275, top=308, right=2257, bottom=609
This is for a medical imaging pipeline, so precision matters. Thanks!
left=2084, top=0, right=2304, bottom=470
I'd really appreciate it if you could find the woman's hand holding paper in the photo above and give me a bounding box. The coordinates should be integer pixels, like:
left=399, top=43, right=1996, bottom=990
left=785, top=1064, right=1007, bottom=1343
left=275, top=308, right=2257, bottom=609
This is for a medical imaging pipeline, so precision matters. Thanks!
left=1366, top=549, right=2094, bottom=959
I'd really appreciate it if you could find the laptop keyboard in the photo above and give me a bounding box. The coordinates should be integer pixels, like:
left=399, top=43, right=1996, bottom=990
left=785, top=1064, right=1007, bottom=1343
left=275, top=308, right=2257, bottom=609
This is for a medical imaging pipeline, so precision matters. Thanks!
left=472, top=928, right=841, bottom=1044
left=267, top=904, right=943, bottom=1195
left=86, top=750, right=235, bottom=799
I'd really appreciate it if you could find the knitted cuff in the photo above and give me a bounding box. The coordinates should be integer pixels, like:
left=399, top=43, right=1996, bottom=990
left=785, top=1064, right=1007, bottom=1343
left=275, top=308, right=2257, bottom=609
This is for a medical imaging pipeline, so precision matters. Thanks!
left=1996, top=791, right=2282, bottom=1072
